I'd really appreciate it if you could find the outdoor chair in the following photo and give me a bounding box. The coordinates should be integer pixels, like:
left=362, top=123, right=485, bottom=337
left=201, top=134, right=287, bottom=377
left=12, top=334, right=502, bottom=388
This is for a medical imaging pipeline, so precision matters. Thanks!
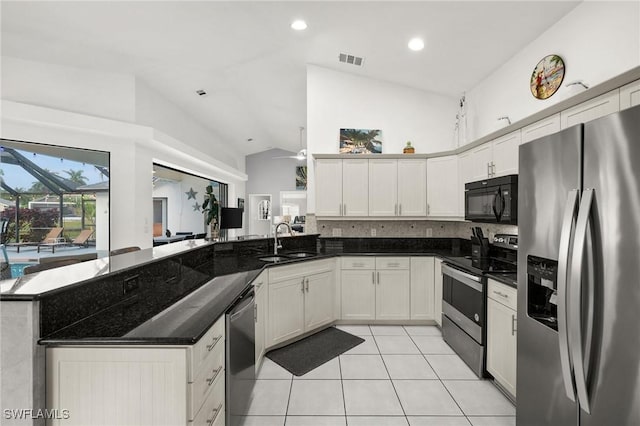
left=36, top=227, right=66, bottom=253
left=70, top=229, right=94, bottom=247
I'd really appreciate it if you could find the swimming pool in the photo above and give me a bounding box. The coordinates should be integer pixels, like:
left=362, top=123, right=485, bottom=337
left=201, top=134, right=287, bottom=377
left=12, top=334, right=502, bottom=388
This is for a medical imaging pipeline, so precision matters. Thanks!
left=10, top=263, right=36, bottom=278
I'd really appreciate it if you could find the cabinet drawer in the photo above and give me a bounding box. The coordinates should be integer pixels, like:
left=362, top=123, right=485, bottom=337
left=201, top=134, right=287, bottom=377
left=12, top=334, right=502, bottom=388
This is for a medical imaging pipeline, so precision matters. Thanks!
left=190, top=315, right=225, bottom=381
left=487, top=279, right=517, bottom=310
left=375, top=257, right=410, bottom=270
left=341, top=257, right=375, bottom=270
left=253, top=270, right=268, bottom=290
left=269, top=259, right=333, bottom=282
left=188, top=334, right=225, bottom=420
left=190, top=368, right=225, bottom=426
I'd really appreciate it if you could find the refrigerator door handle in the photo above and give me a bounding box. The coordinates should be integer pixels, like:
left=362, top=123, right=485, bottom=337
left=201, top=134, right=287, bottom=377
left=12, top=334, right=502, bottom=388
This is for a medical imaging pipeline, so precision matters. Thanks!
left=569, top=188, right=595, bottom=414
left=557, top=189, right=580, bottom=402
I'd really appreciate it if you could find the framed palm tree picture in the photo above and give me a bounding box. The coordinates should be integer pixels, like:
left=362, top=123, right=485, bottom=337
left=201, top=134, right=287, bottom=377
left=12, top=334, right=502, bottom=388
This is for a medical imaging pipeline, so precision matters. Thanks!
left=530, top=54, right=565, bottom=100
left=339, top=128, right=383, bottom=154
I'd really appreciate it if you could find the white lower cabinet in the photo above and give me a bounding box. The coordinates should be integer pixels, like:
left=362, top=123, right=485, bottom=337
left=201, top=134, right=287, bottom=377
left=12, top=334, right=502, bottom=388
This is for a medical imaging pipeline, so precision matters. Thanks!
left=254, top=271, right=268, bottom=373
left=410, top=257, right=435, bottom=320
left=486, top=279, right=517, bottom=399
left=434, top=258, right=443, bottom=327
left=341, top=257, right=411, bottom=321
left=341, top=269, right=376, bottom=320
left=267, top=259, right=335, bottom=348
left=46, top=315, right=226, bottom=426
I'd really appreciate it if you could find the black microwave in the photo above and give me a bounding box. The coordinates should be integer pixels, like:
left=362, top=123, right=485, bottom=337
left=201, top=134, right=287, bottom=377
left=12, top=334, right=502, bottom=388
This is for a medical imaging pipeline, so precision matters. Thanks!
left=465, top=175, right=518, bottom=224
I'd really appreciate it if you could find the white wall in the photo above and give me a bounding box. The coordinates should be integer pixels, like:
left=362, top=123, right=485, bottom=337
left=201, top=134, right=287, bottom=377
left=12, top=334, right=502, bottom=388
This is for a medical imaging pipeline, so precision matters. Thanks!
left=1, top=56, right=136, bottom=122
left=135, top=79, right=243, bottom=170
left=306, top=65, right=458, bottom=212
left=465, top=1, right=640, bottom=141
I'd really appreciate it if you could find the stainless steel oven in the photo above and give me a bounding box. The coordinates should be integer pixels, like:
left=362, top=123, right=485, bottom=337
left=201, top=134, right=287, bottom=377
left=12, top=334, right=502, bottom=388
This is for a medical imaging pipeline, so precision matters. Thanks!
left=441, top=263, right=486, bottom=377
left=465, top=174, right=518, bottom=224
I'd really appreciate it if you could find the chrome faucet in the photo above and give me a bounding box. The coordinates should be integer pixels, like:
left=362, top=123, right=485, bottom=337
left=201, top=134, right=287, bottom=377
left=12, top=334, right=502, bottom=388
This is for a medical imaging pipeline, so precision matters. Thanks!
left=274, top=222, right=292, bottom=255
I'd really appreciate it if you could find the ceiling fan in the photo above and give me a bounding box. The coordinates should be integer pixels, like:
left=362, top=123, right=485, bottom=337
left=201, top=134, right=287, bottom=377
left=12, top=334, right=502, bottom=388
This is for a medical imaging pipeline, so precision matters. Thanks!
left=273, top=127, right=307, bottom=160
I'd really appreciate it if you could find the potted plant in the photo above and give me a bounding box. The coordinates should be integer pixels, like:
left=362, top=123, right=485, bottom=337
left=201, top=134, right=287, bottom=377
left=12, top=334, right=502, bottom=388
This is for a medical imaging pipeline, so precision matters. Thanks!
left=202, top=185, right=219, bottom=240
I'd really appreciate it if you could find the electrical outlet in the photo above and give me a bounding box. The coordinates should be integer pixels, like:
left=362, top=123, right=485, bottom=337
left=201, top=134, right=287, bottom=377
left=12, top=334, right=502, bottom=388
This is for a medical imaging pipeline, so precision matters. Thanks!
left=332, top=228, right=342, bottom=237
left=123, top=275, right=140, bottom=294
left=426, top=228, right=433, bottom=237
left=371, top=228, right=376, bottom=237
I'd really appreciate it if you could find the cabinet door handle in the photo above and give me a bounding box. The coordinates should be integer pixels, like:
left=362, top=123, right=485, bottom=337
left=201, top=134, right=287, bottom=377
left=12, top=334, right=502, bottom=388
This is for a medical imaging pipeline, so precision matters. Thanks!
left=372, top=271, right=375, bottom=284
left=427, top=204, right=430, bottom=215
left=207, top=402, right=224, bottom=425
left=255, top=281, right=263, bottom=289
left=301, top=278, right=305, bottom=292
left=394, top=204, right=398, bottom=216
left=487, top=162, right=491, bottom=178
left=206, top=366, right=223, bottom=386
left=254, top=305, right=258, bottom=323
left=305, top=278, right=309, bottom=292
left=512, top=314, right=517, bottom=335
left=399, top=204, right=402, bottom=215
left=206, top=335, right=222, bottom=351
left=494, top=291, right=509, bottom=299
left=377, top=271, right=380, bottom=284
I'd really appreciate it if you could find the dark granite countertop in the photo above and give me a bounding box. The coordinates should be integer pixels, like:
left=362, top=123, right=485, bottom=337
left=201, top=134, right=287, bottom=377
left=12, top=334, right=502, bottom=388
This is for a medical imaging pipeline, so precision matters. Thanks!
left=37, top=236, right=486, bottom=346
left=41, top=269, right=262, bottom=346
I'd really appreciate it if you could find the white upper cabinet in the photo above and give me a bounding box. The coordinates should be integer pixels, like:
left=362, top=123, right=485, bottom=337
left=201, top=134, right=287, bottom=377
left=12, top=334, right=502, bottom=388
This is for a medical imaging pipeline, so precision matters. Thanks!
left=620, top=79, right=640, bottom=110
left=397, top=159, right=427, bottom=216
left=560, top=90, right=620, bottom=129
left=521, top=113, right=561, bottom=144
left=427, top=155, right=460, bottom=217
left=369, top=159, right=398, bottom=216
left=315, top=159, right=343, bottom=216
left=491, top=130, right=521, bottom=177
left=342, top=159, right=369, bottom=216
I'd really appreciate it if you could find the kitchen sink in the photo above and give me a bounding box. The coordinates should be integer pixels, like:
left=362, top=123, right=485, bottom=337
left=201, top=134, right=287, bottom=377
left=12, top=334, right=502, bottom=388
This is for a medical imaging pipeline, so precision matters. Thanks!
left=284, top=252, right=317, bottom=258
left=258, top=256, right=290, bottom=263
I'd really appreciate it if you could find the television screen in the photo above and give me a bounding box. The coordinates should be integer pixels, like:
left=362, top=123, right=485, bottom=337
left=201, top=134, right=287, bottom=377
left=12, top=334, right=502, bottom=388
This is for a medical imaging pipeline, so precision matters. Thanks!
left=220, top=207, right=243, bottom=229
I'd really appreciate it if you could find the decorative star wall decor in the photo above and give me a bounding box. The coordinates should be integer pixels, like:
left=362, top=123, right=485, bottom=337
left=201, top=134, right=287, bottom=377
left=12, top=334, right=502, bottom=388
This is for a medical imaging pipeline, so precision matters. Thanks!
left=185, top=187, right=198, bottom=200
left=192, top=202, right=201, bottom=211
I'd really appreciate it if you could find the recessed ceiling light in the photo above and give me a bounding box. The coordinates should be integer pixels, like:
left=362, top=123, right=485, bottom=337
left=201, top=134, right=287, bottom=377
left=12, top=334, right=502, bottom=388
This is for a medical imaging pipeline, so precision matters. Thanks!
left=408, top=38, right=425, bottom=51
left=291, top=20, right=307, bottom=31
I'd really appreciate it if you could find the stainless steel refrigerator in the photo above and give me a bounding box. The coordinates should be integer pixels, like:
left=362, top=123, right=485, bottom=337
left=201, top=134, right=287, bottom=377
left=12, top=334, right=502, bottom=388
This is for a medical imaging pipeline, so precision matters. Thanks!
left=518, top=104, right=640, bottom=425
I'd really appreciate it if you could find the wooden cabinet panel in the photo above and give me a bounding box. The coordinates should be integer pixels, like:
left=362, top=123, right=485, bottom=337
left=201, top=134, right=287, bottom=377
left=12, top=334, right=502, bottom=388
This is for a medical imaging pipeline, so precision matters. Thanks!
left=341, top=269, right=376, bottom=320
left=315, top=159, right=343, bottom=216
left=376, top=269, right=410, bottom=320
left=427, top=155, right=460, bottom=217
left=487, top=298, right=517, bottom=398
left=620, top=79, right=640, bottom=110
left=491, top=130, right=521, bottom=177
left=410, top=257, right=435, bottom=320
left=397, top=159, right=427, bottom=216
left=434, top=258, right=443, bottom=327
left=342, top=159, right=369, bottom=216
left=521, top=113, right=561, bottom=144
left=304, top=271, right=334, bottom=330
left=268, top=277, right=305, bottom=346
left=560, top=90, right=620, bottom=129
left=368, top=159, right=398, bottom=216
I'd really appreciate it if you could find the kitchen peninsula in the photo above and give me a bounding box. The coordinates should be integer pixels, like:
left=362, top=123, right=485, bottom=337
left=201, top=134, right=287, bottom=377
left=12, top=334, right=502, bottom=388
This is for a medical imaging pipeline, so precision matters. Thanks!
left=1, top=234, right=481, bottom=425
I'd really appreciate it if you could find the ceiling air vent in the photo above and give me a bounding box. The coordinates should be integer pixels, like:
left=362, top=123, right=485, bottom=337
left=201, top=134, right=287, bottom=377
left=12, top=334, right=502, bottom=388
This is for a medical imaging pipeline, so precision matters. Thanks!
left=339, top=53, right=364, bottom=67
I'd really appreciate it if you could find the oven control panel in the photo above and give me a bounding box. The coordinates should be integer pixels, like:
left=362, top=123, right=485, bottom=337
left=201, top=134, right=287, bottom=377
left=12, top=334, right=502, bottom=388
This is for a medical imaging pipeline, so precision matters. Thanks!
left=493, top=234, right=518, bottom=250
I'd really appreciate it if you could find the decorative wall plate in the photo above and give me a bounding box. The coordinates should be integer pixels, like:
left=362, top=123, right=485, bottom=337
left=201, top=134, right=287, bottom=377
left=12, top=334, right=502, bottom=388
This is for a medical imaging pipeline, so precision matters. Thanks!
left=530, top=54, right=565, bottom=100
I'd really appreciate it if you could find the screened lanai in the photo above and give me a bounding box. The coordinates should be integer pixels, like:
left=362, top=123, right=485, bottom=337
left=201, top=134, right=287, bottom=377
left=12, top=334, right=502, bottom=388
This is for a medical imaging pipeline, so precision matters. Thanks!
left=0, top=139, right=110, bottom=267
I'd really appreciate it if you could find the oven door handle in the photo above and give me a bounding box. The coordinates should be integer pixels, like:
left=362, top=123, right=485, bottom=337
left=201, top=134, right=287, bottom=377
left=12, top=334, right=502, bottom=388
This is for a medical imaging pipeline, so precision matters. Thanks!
left=442, top=264, right=483, bottom=292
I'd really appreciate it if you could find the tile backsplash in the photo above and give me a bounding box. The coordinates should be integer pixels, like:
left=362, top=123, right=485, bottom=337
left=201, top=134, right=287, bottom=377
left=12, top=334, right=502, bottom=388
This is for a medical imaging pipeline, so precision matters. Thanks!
left=306, top=214, right=517, bottom=241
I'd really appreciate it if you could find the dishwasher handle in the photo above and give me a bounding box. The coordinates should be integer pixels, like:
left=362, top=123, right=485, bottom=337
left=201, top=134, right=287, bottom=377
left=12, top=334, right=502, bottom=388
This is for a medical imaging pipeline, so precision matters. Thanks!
left=228, top=290, right=255, bottom=321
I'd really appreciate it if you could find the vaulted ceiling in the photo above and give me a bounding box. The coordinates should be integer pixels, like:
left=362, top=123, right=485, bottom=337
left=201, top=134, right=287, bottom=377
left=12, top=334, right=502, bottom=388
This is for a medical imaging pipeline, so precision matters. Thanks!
left=1, top=1, right=580, bottom=157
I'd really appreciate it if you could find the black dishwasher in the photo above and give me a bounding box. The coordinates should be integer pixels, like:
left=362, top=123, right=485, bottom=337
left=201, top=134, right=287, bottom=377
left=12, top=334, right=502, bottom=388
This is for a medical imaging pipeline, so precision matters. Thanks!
left=226, top=286, right=256, bottom=426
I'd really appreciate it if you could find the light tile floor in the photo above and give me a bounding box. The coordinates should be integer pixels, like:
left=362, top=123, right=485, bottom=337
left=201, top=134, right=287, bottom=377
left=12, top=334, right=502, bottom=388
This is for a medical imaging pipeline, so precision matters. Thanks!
left=243, top=325, right=515, bottom=426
